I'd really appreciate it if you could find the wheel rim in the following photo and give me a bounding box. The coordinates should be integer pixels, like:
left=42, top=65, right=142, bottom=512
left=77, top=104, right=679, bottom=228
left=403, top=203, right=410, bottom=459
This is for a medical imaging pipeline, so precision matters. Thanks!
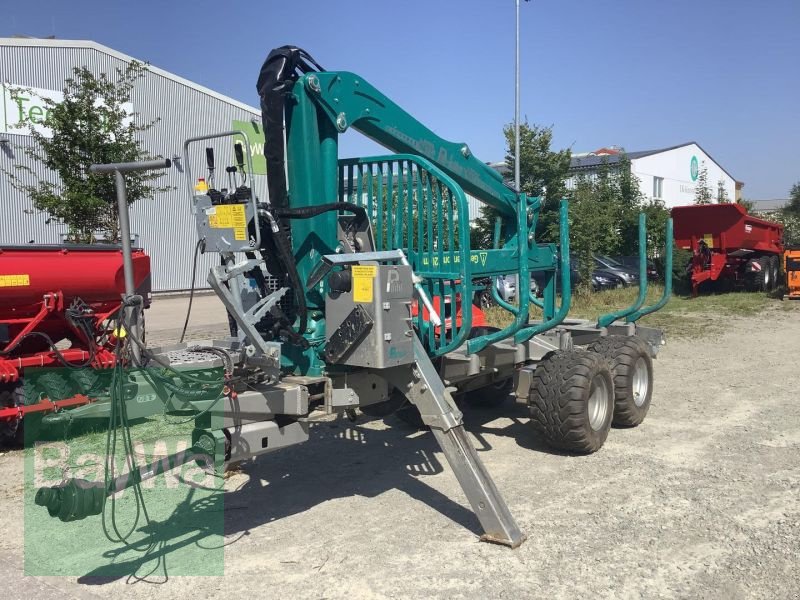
left=587, top=374, right=611, bottom=431
left=632, top=357, right=649, bottom=407
left=764, top=267, right=771, bottom=288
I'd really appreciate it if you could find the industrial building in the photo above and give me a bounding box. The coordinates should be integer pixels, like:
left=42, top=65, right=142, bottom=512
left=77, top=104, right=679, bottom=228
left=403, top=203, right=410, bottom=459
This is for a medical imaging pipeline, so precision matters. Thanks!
left=0, top=37, right=264, bottom=292
left=568, top=142, right=740, bottom=209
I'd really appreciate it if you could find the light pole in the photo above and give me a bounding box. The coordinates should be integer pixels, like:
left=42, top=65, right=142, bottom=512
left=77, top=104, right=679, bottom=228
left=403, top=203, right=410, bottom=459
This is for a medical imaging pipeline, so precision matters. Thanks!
left=515, top=0, right=529, bottom=192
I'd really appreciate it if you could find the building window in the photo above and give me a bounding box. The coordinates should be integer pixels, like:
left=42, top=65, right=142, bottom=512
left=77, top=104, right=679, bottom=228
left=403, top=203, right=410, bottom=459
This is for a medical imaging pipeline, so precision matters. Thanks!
left=653, top=176, right=663, bottom=199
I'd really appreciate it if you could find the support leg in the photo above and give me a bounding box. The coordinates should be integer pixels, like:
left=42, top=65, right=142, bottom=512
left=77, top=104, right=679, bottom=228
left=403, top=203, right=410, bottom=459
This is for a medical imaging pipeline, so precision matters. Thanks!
left=385, top=338, right=525, bottom=548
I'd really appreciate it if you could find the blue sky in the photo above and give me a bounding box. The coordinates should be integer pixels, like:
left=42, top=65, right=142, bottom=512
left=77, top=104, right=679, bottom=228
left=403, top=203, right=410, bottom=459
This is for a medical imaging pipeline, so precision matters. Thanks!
left=4, top=0, right=798, bottom=198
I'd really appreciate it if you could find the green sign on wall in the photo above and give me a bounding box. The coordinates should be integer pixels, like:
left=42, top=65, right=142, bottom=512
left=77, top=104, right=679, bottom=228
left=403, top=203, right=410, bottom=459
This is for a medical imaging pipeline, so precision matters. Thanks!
left=232, top=119, right=266, bottom=175
left=690, top=155, right=699, bottom=182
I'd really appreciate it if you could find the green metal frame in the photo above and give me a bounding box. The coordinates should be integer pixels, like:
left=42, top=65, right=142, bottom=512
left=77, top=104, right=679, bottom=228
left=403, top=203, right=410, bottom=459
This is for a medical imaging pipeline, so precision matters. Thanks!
left=282, top=69, right=571, bottom=369
left=626, top=218, right=673, bottom=322
left=596, top=215, right=674, bottom=327
left=597, top=213, right=649, bottom=328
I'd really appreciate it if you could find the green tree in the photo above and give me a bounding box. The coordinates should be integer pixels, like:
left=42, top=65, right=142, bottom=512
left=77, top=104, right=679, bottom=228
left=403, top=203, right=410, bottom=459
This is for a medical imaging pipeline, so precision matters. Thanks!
left=784, top=182, right=800, bottom=216
left=2, top=62, right=170, bottom=242
left=470, top=121, right=571, bottom=249
left=562, top=155, right=669, bottom=292
left=736, top=197, right=754, bottom=213
left=694, top=162, right=713, bottom=205
left=772, top=211, right=800, bottom=245
left=717, top=179, right=730, bottom=203
left=567, top=168, right=620, bottom=289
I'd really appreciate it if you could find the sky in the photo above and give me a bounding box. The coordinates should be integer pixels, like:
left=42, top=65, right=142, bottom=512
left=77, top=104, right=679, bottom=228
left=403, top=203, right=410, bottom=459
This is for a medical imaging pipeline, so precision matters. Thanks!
left=3, top=0, right=798, bottom=199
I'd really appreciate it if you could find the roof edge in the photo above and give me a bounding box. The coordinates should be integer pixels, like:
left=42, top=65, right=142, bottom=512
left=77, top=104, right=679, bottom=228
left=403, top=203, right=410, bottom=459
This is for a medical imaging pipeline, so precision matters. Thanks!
left=629, top=141, right=738, bottom=182
left=0, top=37, right=261, bottom=115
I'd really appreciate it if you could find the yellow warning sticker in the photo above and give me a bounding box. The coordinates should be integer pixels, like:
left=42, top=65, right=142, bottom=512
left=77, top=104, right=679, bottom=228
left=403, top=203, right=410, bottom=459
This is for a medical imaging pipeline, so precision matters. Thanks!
left=209, top=204, right=247, bottom=230
left=702, top=233, right=714, bottom=247
left=0, top=274, right=30, bottom=287
left=352, top=265, right=377, bottom=303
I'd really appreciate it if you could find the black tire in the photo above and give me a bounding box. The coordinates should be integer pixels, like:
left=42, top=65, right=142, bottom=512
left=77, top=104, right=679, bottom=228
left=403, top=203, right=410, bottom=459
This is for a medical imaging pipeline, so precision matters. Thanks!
left=588, top=335, right=653, bottom=427
left=756, top=257, right=771, bottom=292
left=476, top=290, right=495, bottom=310
left=769, top=255, right=780, bottom=292
left=528, top=350, right=615, bottom=454
left=34, top=371, right=74, bottom=402
left=69, top=368, right=110, bottom=397
left=0, top=383, right=25, bottom=446
left=464, top=377, right=513, bottom=409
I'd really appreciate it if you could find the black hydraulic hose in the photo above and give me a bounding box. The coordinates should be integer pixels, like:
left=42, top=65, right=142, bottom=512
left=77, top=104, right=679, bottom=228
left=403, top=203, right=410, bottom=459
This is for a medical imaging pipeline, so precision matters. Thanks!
left=273, top=202, right=367, bottom=224
left=180, top=238, right=205, bottom=343
left=0, top=331, right=95, bottom=369
left=258, top=202, right=367, bottom=348
left=265, top=219, right=309, bottom=347
left=256, top=45, right=324, bottom=211
left=255, top=46, right=326, bottom=349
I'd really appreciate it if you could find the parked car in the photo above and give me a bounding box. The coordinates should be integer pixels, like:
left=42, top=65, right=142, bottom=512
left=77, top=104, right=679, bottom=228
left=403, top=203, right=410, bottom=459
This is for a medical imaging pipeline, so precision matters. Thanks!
left=530, top=256, right=625, bottom=295
left=592, top=269, right=625, bottom=291
left=473, top=274, right=538, bottom=309
left=610, top=255, right=659, bottom=280
left=472, top=275, right=514, bottom=309
left=593, top=254, right=640, bottom=286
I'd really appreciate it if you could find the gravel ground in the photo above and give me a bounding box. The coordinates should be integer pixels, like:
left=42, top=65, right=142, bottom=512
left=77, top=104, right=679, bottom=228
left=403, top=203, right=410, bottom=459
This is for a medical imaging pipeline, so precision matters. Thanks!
left=1, top=297, right=798, bottom=599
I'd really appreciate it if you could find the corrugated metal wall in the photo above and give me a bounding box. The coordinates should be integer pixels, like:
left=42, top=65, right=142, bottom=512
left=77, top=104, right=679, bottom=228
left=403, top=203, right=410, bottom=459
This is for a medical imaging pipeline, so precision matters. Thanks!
left=0, top=42, right=265, bottom=292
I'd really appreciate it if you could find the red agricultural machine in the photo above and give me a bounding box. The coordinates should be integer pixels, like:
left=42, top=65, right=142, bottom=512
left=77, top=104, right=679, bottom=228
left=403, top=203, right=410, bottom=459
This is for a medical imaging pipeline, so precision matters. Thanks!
left=0, top=244, right=151, bottom=444
left=672, top=203, right=784, bottom=296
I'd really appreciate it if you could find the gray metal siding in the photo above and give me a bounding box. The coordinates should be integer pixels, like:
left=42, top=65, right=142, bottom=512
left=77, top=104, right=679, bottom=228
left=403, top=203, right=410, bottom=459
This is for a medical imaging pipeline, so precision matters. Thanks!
left=0, top=43, right=264, bottom=292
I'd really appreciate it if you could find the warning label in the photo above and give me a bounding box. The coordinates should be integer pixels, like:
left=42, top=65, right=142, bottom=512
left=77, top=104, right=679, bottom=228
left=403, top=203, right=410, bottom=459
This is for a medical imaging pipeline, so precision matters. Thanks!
left=208, top=204, right=247, bottom=241
left=352, top=265, right=377, bottom=303
left=0, top=274, right=30, bottom=287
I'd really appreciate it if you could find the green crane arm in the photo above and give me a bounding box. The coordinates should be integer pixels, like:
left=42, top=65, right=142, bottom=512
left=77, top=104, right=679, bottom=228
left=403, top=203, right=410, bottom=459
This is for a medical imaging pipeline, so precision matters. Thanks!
left=304, top=71, right=518, bottom=217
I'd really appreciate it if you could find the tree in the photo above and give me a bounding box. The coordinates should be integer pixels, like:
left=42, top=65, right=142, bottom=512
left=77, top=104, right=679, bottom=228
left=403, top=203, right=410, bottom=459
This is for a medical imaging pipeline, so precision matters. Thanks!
left=470, top=121, right=571, bottom=249
left=775, top=182, right=800, bottom=245
left=772, top=211, right=800, bottom=246
left=567, top=168, right=620, bottom=289
left=694, top=162, right=713, bottom=205
left=717, top=179, right=730, bottom=203
left=784, top=182, right=800, bottom=216
left=736, top=197, right=754, bottom=213
left=2, top=62, right=170, bottom=242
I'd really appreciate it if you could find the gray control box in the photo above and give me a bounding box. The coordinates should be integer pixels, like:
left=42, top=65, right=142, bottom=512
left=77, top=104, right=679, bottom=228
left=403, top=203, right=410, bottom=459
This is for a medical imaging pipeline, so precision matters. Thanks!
left=325, top=263, right=414, bottom=368
left=193, top=195, right=255, bottom=253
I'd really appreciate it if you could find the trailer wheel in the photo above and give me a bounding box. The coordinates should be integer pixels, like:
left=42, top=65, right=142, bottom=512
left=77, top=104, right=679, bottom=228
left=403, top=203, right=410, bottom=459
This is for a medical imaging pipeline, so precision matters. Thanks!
left=528, top=350, right=614, bottom=453
left=464, top=377, right=513, bottom=408
left=758, top=257, right=771, bottom=291
left=0, top=383, right=25, bottom=446
left=588, top=336, right=653, bottom=427
left=769, top=255, right=780, bottom=292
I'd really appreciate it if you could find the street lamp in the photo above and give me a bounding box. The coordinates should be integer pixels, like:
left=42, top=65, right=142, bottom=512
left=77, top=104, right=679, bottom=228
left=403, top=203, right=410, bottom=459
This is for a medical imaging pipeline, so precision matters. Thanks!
left=515, top=0, right=530, bottom=192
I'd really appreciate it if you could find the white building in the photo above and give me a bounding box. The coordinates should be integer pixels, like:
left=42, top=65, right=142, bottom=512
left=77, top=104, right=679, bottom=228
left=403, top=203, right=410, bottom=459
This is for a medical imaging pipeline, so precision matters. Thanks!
left=568, top=142, right=740, bottom=209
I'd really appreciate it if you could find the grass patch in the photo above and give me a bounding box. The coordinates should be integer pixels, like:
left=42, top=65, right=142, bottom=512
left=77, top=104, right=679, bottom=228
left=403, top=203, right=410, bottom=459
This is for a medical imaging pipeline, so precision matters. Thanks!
left=483, top=284, right=797, bottom=339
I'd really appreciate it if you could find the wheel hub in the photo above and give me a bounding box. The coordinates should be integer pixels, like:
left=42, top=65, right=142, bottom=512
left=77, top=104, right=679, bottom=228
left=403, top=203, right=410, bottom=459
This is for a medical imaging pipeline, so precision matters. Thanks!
left=587, top=374, right=610, bottom=431
left=632, top=357, right=649, bottom=407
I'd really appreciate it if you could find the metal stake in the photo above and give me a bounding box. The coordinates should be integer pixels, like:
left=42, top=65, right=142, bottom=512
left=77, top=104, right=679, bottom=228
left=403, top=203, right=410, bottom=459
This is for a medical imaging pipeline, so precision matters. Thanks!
left=89, top=159, right=172, bottom=363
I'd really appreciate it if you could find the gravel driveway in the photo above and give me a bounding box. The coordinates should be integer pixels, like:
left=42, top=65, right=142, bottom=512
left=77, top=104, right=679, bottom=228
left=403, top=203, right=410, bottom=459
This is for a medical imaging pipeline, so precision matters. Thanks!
left=1, top=299, right=798, bottom=599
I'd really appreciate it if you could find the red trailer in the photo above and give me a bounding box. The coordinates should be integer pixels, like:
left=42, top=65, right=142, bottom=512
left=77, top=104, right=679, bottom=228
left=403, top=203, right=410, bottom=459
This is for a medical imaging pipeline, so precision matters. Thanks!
left=672, top=204, right=784, bottom=296
left=0, top=244, right=151, bottom=444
